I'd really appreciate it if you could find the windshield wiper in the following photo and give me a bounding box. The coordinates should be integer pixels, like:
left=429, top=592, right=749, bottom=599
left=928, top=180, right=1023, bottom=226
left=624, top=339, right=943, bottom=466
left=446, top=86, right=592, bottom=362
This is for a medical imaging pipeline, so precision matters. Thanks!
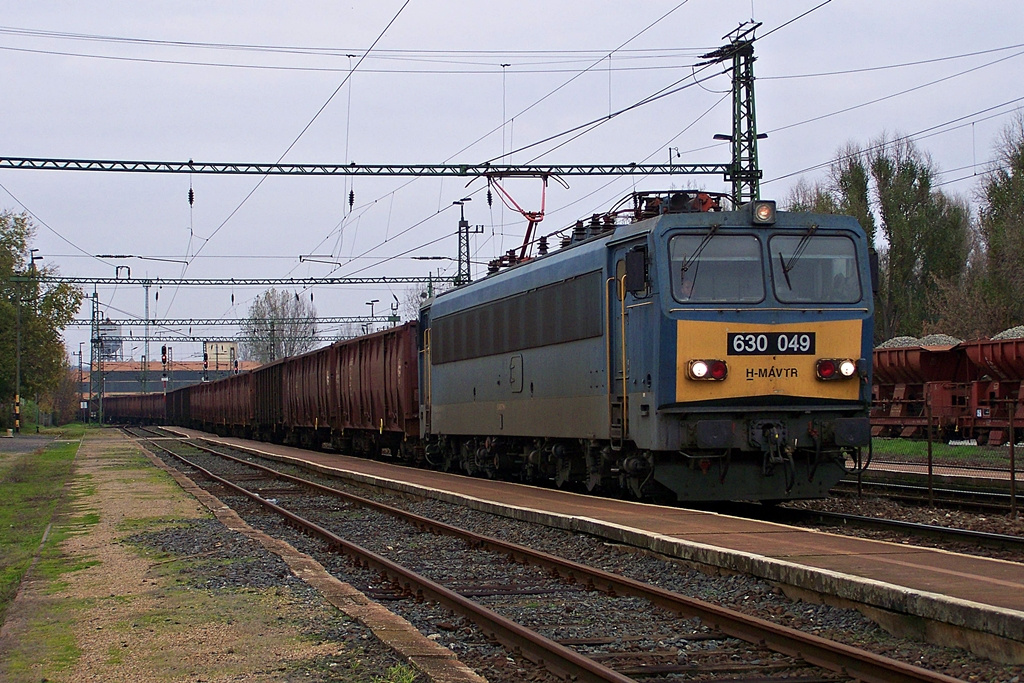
left=779, top=224, right=817, bottom=289
left=680, top=224, right=720, bottom=278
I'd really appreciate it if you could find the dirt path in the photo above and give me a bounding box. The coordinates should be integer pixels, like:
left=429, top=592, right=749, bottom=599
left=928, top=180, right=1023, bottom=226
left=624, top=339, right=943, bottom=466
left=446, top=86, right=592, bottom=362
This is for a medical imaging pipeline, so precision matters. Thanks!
left=0, top=429, right=428, bottom=682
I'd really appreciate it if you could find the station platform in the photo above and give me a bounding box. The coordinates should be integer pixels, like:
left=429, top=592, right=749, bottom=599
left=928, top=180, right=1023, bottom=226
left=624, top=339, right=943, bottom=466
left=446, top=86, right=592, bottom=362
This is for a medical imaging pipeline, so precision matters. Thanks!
left=168, top=428, right=1024, bottom=664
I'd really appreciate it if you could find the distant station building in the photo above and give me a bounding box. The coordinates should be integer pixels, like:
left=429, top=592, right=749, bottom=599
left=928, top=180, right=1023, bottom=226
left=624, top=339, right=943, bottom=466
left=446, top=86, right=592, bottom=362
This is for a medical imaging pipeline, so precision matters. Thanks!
left=83, top=358, right=261, bottom=397
left=96, top=318, right=124, bottom=361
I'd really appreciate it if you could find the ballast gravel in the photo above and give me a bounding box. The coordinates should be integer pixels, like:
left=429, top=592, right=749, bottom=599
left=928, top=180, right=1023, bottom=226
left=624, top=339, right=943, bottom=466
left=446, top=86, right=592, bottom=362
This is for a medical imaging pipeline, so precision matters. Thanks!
left=153, top=444, right=1023, bottom=682
left=124, top=517, right=426, bottom=682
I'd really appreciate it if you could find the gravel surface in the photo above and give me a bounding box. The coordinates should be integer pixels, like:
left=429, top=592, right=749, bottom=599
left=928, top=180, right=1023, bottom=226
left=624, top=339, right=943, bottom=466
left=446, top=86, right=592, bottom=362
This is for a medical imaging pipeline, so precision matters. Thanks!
left=153, top=441, right=1024, bottom=682
left=993, top=326, right=1024, bottom=340
left=876, top=335, right=920, bottom=348
left=918, top=333, right=962, bottom=345
left=124, top=516, right=425, bottom=682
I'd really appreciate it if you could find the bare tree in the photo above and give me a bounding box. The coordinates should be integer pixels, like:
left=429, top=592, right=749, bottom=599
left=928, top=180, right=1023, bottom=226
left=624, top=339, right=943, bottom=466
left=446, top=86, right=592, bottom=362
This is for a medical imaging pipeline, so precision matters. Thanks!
left=239, top=288, right=317, bottom=362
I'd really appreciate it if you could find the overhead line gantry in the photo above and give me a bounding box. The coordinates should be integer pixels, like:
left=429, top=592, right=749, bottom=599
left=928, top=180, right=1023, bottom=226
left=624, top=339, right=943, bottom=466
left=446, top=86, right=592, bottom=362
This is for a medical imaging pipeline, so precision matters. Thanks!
left=67, top=316, right=395, bottom=327
left=0, top=158, right=730, bottom=177
left=10, top=275, right=454, bottom=286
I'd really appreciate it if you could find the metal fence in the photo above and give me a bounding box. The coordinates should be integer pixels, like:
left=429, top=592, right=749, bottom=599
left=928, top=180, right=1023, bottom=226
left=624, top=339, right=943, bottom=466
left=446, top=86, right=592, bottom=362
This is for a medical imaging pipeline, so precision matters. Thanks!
left=865, top=399, right=1019, bottom=515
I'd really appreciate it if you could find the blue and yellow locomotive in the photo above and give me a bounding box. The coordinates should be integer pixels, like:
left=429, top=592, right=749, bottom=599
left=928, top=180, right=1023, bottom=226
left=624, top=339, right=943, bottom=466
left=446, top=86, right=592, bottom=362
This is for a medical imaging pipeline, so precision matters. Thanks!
left=420, top=191, right=873, bottom=502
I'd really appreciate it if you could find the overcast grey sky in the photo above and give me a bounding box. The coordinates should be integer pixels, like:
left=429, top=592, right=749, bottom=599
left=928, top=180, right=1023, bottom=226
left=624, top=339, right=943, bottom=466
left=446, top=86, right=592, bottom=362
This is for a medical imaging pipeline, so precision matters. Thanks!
left=2, top=1, right=1022, bottom=362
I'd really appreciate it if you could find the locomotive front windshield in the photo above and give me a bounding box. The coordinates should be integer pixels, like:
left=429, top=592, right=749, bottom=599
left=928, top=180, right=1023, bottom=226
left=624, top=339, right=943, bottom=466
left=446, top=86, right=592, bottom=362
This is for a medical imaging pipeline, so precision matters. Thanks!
left=670, top=234, right=764, bottom=303
left=769, top=234, right=861, bottom=304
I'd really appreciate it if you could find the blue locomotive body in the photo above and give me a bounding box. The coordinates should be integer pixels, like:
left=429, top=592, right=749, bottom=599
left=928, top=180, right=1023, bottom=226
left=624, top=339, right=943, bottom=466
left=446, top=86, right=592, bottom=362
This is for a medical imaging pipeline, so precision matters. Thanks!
left=420, top=194, right=874, bottom=502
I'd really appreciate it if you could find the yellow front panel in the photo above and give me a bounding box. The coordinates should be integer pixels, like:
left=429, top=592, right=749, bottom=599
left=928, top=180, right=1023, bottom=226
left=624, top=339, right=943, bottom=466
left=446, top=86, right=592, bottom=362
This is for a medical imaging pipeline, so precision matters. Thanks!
left=675, top=319, right=863, bottom=402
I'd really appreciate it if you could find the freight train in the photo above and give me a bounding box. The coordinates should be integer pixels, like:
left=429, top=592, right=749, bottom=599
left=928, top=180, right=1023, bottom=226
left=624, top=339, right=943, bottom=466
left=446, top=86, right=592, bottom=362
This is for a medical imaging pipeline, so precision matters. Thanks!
left=105, top=191, right=877, bottom=503
left=871, top=337, right=1024, bottom=445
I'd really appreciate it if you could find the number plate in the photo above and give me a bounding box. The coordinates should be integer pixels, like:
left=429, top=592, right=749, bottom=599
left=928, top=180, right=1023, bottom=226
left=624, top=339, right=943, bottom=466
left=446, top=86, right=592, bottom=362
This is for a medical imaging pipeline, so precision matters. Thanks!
left=727, top=332, right=816, bottom=356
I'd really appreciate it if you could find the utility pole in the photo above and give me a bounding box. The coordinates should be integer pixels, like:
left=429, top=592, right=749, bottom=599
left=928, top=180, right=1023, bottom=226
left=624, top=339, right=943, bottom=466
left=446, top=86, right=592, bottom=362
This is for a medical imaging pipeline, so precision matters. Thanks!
left=702, top=22, right=765, bottom=205
left=78, top=342, right=84, bottom=422
left=14, top=300, right=20, bottom=433
left=14, top=250, right=43, bottom=433
left=142, top=281, right=151, bottom=393
left=453, top=198, right=483, bottom=286
left=89, top=288, right=99, bottom=423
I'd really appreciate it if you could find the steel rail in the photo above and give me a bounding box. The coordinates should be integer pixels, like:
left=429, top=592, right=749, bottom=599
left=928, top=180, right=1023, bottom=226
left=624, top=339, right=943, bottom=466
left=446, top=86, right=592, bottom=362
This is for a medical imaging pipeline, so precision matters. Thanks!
left=146, top=440, right=635, bottom=683
left=836, top=479, right=1016, bottom=512
left=179, top=436, right=962, bottom=683
left=754, top=505, right=1024, bottom=551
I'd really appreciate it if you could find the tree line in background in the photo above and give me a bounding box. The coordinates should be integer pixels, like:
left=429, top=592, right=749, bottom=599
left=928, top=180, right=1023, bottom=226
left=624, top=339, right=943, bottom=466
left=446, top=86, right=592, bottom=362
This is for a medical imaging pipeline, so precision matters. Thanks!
left=787, top=114, right=1024, bottom=343
left=239, top=287, right=318, bottom=363
left=0, top=211, right=82, bottom=429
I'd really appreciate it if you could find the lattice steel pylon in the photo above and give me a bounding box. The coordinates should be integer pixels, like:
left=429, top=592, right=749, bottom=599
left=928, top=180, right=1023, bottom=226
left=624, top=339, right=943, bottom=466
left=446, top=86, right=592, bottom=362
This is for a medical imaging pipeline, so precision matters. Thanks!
left=89, top=288, right=100, bottom=423
left=701, top=22, right=763, bottom=205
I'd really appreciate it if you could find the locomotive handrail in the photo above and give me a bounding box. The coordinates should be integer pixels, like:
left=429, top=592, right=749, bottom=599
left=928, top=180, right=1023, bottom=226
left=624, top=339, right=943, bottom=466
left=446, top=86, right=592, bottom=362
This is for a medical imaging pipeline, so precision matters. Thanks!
left=619, top=274, right=629, bottom=446
left=605, top=276, right=616, bottom=448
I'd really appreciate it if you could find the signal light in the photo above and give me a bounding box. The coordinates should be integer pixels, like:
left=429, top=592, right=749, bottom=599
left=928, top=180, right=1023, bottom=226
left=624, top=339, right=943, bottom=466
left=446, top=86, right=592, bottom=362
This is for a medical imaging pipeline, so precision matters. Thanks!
left=688, top=359, right=728, bottom=381
left=203, top=352, right=208, bottom=370
left=817, top=358, right=858, bottom=380
left=161, top=345, right=167, bottom=364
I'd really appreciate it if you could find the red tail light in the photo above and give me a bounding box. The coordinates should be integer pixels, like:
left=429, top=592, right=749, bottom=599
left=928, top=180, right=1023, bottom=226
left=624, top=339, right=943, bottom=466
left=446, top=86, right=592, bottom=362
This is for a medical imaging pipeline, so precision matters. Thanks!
left=709, top=360, right=728, bottom=380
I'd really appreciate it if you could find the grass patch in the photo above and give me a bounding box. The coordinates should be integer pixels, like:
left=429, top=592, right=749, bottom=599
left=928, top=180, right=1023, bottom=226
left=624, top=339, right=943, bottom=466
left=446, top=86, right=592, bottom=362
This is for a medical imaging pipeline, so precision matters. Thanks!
left=872, top=438, right=1018, bottom=466
left=374, top=664, right=419, bottom=683
left=0, top=597, right=86, bottom=678
left=0, top=439, right=81, bottom=624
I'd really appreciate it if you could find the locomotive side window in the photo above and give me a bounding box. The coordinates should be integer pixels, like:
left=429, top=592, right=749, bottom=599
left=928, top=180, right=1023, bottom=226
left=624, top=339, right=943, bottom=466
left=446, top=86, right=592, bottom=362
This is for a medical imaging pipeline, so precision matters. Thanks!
left=432, top=270, right=603, bottom=364
left=669, top=234, right=764, bottom=303
left=769, top=234, right=861, bottom=304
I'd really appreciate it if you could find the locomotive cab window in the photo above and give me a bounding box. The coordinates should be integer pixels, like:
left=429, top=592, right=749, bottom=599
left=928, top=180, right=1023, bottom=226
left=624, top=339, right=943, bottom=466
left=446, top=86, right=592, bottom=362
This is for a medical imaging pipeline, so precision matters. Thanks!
left=670, top=233, right=764, bottom=303
left=769, top=234, right=861, bottom=304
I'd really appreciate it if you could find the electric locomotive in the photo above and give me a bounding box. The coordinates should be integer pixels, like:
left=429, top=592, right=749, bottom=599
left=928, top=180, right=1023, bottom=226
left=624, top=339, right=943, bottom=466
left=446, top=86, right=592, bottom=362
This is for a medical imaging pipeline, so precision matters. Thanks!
left=420, top=191, right=874, bottom=502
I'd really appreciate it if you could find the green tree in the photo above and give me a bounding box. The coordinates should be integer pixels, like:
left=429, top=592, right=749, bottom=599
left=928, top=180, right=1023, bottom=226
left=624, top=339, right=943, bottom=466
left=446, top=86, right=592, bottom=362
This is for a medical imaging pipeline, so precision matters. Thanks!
left=786, top=137, right=971, bottom=341
left=0, top=211, right=82, bottom=429
left=977, top=114, right=1024, bottom=330
left=239, top=288, right=318, bottom=363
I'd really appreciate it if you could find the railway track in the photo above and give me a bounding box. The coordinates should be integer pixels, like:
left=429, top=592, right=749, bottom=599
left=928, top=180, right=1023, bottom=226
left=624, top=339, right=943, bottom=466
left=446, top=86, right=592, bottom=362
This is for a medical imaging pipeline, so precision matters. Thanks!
left=720, top=502, right=1024, bottom=554
left=121, top=424, right=178, bottom=439
left=138, top=435, right=962, bottom=683
left=835, top=478, right=1018, bottom=513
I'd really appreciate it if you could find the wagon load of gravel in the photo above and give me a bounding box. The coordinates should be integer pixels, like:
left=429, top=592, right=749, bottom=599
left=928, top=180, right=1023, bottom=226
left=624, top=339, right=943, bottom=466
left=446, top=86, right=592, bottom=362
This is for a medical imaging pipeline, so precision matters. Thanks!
left=918, top=333, right=962, bottom=346
left=992, top=325, right=1024, bottom=340
left=876, top=336, right=920, bottom=349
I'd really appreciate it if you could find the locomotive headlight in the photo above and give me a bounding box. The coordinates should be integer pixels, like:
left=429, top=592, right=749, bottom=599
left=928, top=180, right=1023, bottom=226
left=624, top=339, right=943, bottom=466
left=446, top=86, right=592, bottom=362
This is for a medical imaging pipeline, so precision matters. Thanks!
left=816, top=358, right=857, bottom=380
left=688, top=359, right=727, bottom=381
left=752, top=200, right=776, bottom=225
